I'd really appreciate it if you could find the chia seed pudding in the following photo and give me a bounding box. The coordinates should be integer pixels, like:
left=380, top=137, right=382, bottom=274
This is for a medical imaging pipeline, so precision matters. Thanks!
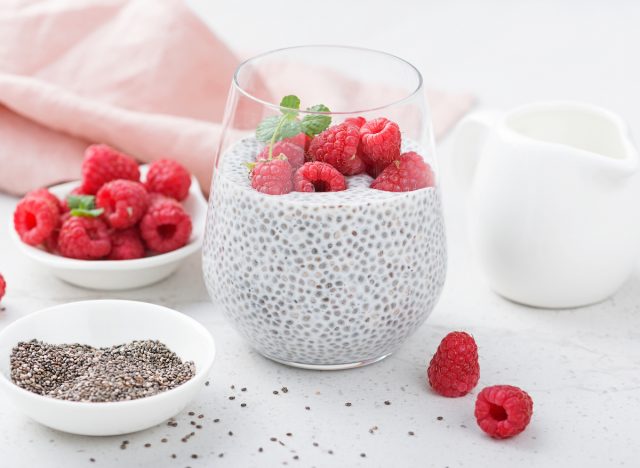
left=203, top=137, right=446, bottom=367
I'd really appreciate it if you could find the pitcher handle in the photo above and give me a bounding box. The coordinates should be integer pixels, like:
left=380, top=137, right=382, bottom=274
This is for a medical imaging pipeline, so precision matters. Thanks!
left=451, top=110, right=502, bottom=188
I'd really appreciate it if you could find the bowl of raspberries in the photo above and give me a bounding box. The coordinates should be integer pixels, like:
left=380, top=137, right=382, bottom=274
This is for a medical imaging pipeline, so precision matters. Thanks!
left=11, top=144, right=207, bottom=290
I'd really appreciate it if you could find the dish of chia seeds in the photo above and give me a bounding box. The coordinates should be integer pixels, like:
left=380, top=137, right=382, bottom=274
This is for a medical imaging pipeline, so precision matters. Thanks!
left=10, top=339, right=195, bottom=402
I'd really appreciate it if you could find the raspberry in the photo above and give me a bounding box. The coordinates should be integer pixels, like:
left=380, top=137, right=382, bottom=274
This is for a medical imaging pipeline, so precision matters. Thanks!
left=96, top=180, right=149, bottom=229
left=140, top=195, right=192, bottom=253
left=145, top=159, right=192, bottom=201
left=13, top=195, right=59, bottom=246
left=0, top=273, right=5, bottom=303
left=307, top=123, right=365, bottom=176
left=26, top=188, right=62, bottom=213
left=427, top=331, right=480, bottom=397
left=257, top=141, right=305, bottom=170
left=293, top=162, right=347, bottom=192
left=359, top=117, right=401, bottom=177
left=58, top=216, right=111, bottom=260
left=81, top=144, right=140, bottom=194
left=283, top=133, right=312, bottom=151
left=344, top=116, right=366, bottom=128
left=108, top=228, right=145, bottom=260
left=475, top=385, right=534, bottom=439
left=371, top=152, right=435, bottom=192
left=249, top=156, right=293, bottom=195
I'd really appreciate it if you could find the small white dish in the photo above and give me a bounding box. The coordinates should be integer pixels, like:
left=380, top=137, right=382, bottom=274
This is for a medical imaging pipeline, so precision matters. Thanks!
left=9, top=165, right=207, bottom=290
left=0, top=300, right=215, bottom=436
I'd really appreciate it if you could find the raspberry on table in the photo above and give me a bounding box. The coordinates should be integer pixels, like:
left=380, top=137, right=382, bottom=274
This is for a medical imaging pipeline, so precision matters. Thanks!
left=81, top=144, right=140, bottom=195
left=293, top=162, right=347, bottom=192
left=307, top=123, right=365, bottom=176
left=257, top=141, right=305, bottom=170
left=140, top=195, right=192, bottom=253
left=58, top=216, right=111, bottom=260
left=475, top=385, right=534, bottom=439
left=359, top=117, right=402, bottom=177
left=108, top=227, right=145, bottom=260
left=249, top=156, right=293, bottom=195
left=145, top=159, right=192, bottom=201
left=0, top=273, right=5, bottom=303
left=371, top=152, right=434, bottom=192
left=427, top=331, right=480, bottom=397
left=96, top=180, right=149, bottom=230
left=14, top=195, right=60, bottom=246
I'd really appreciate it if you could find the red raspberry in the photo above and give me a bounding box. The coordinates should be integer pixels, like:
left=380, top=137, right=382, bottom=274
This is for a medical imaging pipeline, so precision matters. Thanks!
left=359, top=117, right=401, bottom=177
left=427, top=331, right=480, bottom=398
left=307, top=123, right=365, bottom=176
left=0, top=273, right=5, bottom=303
left=250, top=156, right=293, bottom=195
left=43, top=212, right=71, bottom=253
left=58, top=216, right=111, bottom=260
left=371, top=152, right=435, bottom=192
left=108, top=228, right=145, bottom=260
left=344, top=116, right=366, bottom=129
left=145, top=159, right=192, bottom=201
left=13, top=195, right=59, bottom=246
left=475, top=385, right=534, bottom=439
left=96, top=180, right=149, bottom=230
left=140, top=196, right=192, bottom=253
left=283, top=132, right=312, bottom=151
left=26, top=188, right=62, bottom=213
left=293, top=162, right=347, bottom=192
left=81, top=144, right=140, bottom=195
left=257, top=141, right=305, bottom=170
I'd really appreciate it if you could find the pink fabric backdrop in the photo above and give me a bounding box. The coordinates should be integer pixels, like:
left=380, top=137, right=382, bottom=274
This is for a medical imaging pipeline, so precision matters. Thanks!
left=0, top=0, right=474, bottom=196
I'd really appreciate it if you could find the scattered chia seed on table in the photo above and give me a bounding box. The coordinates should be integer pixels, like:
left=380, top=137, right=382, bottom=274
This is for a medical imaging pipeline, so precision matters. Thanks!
left=10, top=339, right=195, bottom=402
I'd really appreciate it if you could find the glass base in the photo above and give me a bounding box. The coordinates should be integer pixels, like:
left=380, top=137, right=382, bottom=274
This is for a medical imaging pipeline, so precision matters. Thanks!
left=259, top=352, right=392, bottom=370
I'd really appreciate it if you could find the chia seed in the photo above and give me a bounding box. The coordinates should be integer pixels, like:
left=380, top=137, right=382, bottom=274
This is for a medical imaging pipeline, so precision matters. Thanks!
left=10, top=339, right=195, bottom=402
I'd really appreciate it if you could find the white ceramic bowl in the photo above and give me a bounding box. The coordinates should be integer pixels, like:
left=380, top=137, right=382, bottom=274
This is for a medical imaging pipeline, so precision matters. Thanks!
left=9, top=166, right=207, bottom=290
left=0, top=300, right=215, bottom=436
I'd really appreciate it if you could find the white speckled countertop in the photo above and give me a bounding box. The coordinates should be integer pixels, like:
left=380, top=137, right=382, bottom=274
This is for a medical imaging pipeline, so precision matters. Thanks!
left=1, top=1, right=640, bottom=466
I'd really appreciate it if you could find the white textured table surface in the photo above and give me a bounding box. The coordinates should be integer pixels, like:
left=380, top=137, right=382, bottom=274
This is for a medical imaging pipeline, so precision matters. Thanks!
left=2, top=1, right=640, bottom=467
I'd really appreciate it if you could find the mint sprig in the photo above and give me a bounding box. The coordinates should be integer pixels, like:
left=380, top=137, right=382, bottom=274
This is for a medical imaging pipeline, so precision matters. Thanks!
left=67, top=195, right=104, bottom=218
left=255, top=95, right=331, bottom=159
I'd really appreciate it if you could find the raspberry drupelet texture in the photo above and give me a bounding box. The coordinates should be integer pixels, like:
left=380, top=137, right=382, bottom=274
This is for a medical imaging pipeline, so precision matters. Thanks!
left=257, top=141, right=305, bottom=170
left=250, top=156, right=293, bottom=195
left=58, top=216, right=111, bottom=260
left=13, top=195, right=60, bottom=246
left=427, top=331, right=480, bottom=397
left=344, top=116, right=366, bottom=129
left=140, top=195, right=192, bottom=253
left=293, top=162, right=347, bottom=192
left=0, top=273, right=5, bottom=303
left=145, top=159, right=192, bottom=201
left=108, top=227, right=145, bottom=260
left=307, top=123, right=365, bottom=176
left=96, top=179, right=149, bottom=230
left=371, top=152, right=435, bottom=192
left=475, top=385, right=534, bottom=439
left=81, top=144, right=140, bottom=195
left=359, top=117, right=402, bottom=177
left=26, top=188, right=62, bottom=213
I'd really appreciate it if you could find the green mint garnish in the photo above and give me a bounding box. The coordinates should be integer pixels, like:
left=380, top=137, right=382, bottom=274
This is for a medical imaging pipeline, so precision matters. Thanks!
left=255, top=95, right=331, bottom=160
left=67, top=194, right=104, bottom=218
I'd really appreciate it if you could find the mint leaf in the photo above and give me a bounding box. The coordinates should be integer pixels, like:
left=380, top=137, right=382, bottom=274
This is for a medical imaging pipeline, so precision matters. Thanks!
left=66, top=195, right=96, bottom=210
left=70, top=208, right=104, bottom=218
left=278, top=120, right=303, bottom=140
left=256, top=115, right=281, bottom=142
left=280, top=95, right=300, bottom=117
left=301, top=104, right=331, bottom=136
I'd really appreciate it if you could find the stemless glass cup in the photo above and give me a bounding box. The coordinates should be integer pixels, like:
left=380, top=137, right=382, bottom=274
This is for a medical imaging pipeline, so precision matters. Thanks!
left=203, top=46, right=446, bottom=369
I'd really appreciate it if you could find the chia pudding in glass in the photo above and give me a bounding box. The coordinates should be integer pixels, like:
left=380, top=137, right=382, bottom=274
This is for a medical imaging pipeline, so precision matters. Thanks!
left=203, top=46, right=446, bottom=369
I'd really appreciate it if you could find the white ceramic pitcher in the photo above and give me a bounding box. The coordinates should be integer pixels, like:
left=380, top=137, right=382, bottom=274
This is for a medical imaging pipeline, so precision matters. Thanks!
left=453, top=101, right=640, bottom=308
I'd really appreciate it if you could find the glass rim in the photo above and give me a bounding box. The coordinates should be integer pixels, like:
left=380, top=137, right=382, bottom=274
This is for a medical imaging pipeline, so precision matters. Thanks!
left=232, top=45, right=424, bottom=115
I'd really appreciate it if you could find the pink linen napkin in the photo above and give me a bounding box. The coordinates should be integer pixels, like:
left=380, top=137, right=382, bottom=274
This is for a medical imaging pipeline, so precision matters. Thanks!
left=0, top=0, right=474, bottom=196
